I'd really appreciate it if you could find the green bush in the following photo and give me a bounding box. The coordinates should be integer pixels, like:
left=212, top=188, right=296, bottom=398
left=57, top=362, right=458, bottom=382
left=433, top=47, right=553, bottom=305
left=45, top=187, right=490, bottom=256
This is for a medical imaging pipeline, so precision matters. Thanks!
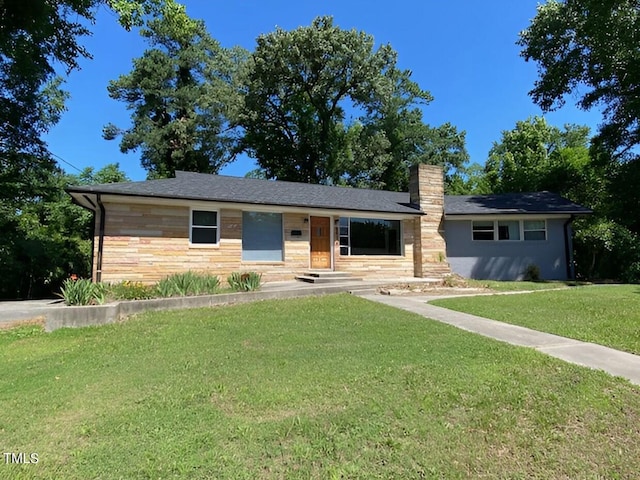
left=58, top=278, right=103, bottom=306
left=155, top=271, right=220, bottom=297
left=523, top=264, right=541, bottom=282
left=621, top=262, right=640, bottom=284
left=574, top=218, right=640, bottom=282
left=107, top=281, right=154, bottom=301
left=227, top=271, right=262, bottom=292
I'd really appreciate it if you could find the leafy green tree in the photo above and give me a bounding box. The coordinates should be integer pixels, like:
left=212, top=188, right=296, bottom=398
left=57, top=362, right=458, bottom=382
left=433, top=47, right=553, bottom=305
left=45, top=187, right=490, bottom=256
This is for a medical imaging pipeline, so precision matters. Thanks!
left=0, top=0, right=183, bottom=285
left=0, top=0, right=178, bottom=174
left=77, top=163, right=130, bottom=185
left=446, top=163, right=492, bottom=195
left=519, top=0, right=640, bottom=157
left=484, top=117, right=605, bottom=204
left=0, top=164, right=128, bottom=299
left=104, top=11, right=246, bottom=178
left=240, top=16, right=464, bottom=187
left=339, top=69, right=469, bottom=192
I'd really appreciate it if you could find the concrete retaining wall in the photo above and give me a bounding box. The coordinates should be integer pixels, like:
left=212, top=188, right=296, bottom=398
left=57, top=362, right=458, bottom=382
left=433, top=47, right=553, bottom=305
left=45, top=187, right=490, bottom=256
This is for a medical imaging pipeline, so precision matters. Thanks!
left=45, top=284, right=371, bottom=332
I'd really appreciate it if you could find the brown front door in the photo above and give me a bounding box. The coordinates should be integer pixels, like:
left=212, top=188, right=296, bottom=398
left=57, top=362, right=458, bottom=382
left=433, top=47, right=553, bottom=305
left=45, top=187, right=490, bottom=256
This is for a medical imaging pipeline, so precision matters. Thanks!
left=310, top=216, right=331, bottom=269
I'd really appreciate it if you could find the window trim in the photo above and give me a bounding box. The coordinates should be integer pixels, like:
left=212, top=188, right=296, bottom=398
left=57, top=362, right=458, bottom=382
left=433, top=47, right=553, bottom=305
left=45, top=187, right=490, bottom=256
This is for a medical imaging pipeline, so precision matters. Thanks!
left=471, top=219, right=547, bottom=242
left=189, top=208, right=220, bottom=246
left=523, top=220, right=548, bottom=241
left=472, top=220, right=495, bottom=241
left=339, top=217, right=403, bottom=256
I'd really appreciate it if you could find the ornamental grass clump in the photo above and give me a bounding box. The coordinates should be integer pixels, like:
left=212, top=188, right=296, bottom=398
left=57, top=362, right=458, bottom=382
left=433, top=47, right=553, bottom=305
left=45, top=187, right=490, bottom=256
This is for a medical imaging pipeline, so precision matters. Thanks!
left=58, top=278, right=104, bottom=306
left=227, top=271, right=262, bottom=292
left=155, top=271, right=220, bottom=297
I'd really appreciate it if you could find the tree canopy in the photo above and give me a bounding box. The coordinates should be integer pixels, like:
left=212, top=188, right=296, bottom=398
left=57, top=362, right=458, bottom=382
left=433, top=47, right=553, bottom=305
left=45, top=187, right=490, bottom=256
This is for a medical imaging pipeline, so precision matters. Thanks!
left=519, top=0, right=640, bottom=157
left=104, top=10, right=246, bottom=178
left=484, top=117, right=600, bottom=200
left=239, top=16, right=467, bottom=188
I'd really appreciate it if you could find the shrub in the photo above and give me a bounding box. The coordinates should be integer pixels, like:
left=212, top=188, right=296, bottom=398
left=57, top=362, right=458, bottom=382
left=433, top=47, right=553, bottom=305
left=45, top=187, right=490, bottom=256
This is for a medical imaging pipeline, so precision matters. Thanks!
left=58, top=278, right=103, bottom=306
left=155, top=271, right=220, bottom=297
left=523, top=264, right=541, bottom=282
left=107, top=281, right=154, bottom=301
left=621, top=262, right=640, bottom=284
left=227, top=271, right=262, bottom=292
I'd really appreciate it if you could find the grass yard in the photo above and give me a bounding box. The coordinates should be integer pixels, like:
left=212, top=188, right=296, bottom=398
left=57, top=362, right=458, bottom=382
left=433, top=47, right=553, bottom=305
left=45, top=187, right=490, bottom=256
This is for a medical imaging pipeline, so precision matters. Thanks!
left=465, top=279, right=581, bottom=291
left=1, top=294, right=639, bottom=479
left=432, top=284, right=640, bottom=355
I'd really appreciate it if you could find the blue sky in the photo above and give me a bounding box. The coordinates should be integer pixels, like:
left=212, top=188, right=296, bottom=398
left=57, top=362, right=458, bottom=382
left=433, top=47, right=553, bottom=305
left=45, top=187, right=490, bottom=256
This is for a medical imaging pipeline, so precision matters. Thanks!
left=44, top=0, right=603, bottom=182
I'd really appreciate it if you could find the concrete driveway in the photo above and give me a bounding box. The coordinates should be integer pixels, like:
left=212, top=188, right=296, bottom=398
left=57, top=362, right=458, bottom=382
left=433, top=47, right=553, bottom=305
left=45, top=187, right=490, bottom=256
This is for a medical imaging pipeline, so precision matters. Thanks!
left=0, top=299, right=65, bottom=326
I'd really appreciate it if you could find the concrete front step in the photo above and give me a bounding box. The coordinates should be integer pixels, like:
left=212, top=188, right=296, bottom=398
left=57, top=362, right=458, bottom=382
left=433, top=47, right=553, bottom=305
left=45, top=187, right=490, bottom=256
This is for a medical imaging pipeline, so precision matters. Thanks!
left=295, top=271, right=363, bottom=284
left=304, top=271, right=354, bottom=278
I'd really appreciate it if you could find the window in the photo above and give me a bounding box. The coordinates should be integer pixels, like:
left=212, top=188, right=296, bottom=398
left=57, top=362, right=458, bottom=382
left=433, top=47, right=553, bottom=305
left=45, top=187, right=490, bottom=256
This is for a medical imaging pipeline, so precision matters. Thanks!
left=498, top=220, right=520, bottom=240
left=472, top=219, right=547, bottom=241
left=472, top=221, right=494, bottom=241
left=339, top=217, right=401, bottom=256
left=339, top=217, right=350, bottom=255
left=242, top=212, right=283, bottom=261
left=524, top=220, right=547, bottom=241
left=191, top=210, right=218, bottom=244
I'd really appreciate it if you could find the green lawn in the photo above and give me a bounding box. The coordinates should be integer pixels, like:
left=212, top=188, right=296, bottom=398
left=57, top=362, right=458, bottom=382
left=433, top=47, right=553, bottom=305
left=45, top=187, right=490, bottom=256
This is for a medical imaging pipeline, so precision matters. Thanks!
left=465, top=279, right=581, bottom=291
left=432, top=284, right=640, bottom=355
left=1, top=294, right=639, bottom=479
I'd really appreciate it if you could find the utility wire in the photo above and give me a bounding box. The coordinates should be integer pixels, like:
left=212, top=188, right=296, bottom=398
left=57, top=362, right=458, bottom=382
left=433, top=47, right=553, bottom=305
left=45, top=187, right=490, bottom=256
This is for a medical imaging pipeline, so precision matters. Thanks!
left=50, top=151, right=84, bottom=173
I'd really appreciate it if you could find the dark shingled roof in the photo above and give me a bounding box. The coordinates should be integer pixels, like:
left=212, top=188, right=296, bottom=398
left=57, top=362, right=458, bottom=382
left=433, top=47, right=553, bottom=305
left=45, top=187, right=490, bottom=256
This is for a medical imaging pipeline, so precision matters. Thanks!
left=444, top=192, right=592, bottom=215
left=68, top=171, right=591, bottom=216
left=68, top=171, right=421, bottom=215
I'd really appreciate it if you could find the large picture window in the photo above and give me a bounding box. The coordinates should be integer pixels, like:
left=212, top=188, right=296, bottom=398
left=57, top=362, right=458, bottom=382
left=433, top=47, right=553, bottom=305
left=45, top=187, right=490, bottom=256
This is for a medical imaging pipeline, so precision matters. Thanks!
left=242, top=212, right=283, bottom=261
left=190, top=210, right=218, bottom=245
left=339, top=217, right=401, bottom=256
left=472, top=219, right=546, bottom=241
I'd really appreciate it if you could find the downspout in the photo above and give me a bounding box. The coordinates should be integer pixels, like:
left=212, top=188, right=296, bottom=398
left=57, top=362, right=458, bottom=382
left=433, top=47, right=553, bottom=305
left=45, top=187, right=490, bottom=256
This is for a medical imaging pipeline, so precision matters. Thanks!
left=83, top=195, right=97, bottom=282
left=563, top=216, right=575, bottom=280
left=96, top=194, right=106, bottom=283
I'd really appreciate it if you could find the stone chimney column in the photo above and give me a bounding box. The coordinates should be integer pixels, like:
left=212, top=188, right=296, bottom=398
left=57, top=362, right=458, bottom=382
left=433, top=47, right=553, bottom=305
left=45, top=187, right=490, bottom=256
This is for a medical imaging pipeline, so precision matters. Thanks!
left=409, top=164, right=450, bottom=278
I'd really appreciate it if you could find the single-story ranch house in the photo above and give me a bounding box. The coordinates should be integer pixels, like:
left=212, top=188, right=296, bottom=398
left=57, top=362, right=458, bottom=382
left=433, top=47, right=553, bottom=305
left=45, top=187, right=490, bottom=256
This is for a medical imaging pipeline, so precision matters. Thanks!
left=67, top=165, right=591, bottom=284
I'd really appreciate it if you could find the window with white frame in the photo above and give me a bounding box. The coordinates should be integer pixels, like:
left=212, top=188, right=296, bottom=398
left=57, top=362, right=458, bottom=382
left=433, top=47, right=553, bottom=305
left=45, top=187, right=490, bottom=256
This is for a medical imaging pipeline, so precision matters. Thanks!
left=523, top=220, right=547, bottom=240
left=472, top=219, right=546, bottom=241
left=190, top=210, right=218, bottom=244
left=339, top=217, right=401, bottom=255
left=472, top=221, right=494, bottom=241
left=498, top=220, right=521, bottom=240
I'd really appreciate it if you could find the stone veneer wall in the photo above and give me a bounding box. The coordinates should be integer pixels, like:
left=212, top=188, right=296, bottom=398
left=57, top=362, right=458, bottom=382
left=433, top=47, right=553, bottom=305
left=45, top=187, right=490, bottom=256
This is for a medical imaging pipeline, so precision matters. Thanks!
left=93, top=203, right=310, bottom=284
left=409, top=164, right=451, bottom=278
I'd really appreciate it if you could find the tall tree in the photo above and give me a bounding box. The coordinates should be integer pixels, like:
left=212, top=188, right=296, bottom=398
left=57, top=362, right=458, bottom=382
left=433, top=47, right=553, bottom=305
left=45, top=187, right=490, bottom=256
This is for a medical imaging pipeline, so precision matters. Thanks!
left=239, top=16, right=465, bottom=187
left=484, top=117, right=604, bottom=204
left=519, top=0, right=640, bottom=158
left=104, top=10, right=246, bottom=178
left=0, top=0, right=177, bottom=165
left=0, top=163, right=129, bottom=299
left=0, top=0, right=182, bottom=241
left=339, top=69, right=468, bottom=191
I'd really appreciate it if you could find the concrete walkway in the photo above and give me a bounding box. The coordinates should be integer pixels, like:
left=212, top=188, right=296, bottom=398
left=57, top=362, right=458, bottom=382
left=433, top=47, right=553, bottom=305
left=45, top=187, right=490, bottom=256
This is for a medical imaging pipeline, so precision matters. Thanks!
left=356, top=293, right=640, bottom=386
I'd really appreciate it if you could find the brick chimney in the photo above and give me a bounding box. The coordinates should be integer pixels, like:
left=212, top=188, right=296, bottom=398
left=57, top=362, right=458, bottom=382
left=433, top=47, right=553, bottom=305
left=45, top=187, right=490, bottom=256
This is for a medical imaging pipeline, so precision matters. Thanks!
left=409, top=164, right=450, bottom=278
